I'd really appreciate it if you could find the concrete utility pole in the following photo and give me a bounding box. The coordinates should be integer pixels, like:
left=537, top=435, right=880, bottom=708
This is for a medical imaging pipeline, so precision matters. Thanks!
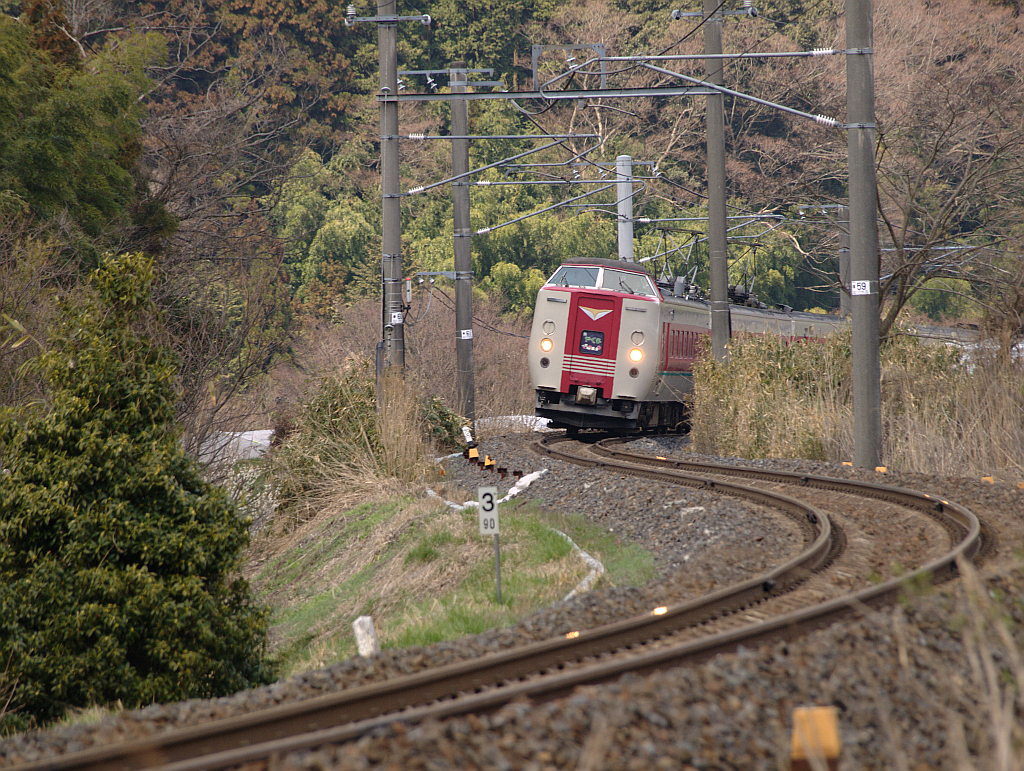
left=450, top=62, right=475, bottom=423
left=838, top=204, right=851, bottom=317
left=704, top=0, right=731, bottom=362
left=846, top=0, right=882, bottom=467
left=379, top=0, right=404, bottom=369
left=616, top=155, right=635, bottom=262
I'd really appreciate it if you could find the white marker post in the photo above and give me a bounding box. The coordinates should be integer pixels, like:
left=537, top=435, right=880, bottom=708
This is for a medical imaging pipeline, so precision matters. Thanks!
left=478, top=486, right=500, bottom=603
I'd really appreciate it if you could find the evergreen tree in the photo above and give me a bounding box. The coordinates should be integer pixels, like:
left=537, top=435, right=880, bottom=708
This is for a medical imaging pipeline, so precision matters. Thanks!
left=0, top=253, right=273, bottom=732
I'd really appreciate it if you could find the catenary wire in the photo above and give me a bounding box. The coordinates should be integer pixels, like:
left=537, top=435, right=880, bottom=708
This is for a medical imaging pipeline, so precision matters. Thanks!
left=411, top=285, right=531, bottom=339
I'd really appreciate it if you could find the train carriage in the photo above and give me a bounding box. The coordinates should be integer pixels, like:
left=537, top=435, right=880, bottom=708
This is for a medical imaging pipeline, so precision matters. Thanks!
left=528, top=257, right=846, bottom=433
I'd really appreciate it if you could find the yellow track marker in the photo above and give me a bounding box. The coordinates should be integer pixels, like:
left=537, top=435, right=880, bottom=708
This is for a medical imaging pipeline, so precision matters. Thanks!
left=791, top=706, right=840, bottom=771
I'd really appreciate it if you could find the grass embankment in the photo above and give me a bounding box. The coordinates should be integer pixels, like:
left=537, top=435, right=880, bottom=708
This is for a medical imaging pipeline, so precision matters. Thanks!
left=246, top=494, right=653, bottom=677
left=247, top=363, right=653, bottom=677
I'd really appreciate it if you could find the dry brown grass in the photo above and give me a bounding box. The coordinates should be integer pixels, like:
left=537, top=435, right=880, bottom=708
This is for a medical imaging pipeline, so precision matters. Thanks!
left=270, top=296, right=534, bottom=431
left=691, top=331, right=1024, bottom=484
left=690, top=333, right=854, bottom=462
left=265, top=361, right=442, bottom=526
left=879, top=338, right=1024, bottom=482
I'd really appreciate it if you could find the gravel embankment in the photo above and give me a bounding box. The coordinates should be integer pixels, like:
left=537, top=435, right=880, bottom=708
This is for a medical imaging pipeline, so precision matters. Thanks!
left=3, top=432, right=1023, bottom=769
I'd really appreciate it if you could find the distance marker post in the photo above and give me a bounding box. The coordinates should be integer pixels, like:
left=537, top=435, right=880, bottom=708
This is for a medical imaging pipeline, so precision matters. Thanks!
left=478, top=486, right=500, bottom=603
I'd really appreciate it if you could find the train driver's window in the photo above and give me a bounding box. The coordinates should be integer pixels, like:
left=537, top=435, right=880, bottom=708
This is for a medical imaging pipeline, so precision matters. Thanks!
left=601, top=269, right=656, bottom=297
left=548, top=266, right=600, bottom=288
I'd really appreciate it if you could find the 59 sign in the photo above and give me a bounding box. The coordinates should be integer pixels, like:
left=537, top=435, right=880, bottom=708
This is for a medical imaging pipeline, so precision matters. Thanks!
left=477, top=486, right=499, bottom=535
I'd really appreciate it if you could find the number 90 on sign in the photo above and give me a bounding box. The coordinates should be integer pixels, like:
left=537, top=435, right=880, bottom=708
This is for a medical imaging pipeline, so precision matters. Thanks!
left=478, top=486, right=499, bottom=535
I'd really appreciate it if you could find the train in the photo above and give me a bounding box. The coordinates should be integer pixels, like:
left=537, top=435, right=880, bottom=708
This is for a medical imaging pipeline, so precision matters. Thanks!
left=527, top=257, right=847, bottom=433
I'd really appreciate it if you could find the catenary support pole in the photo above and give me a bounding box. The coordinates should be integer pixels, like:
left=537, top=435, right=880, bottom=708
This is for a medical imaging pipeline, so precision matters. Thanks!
left=451, top=62, right=476, bottom=423
left=616, top=155, right=635, bottom=262
left=704, top=0, right=731, bottom=362
left=846, top=0, right=882, bottom=467
left=838, top=204, right=851, bottom=317
left=379, top=0, right=404, bottom=371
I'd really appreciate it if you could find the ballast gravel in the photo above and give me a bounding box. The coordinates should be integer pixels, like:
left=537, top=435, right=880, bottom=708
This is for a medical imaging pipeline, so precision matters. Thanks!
left=2, top=431, right=1023, bottom=770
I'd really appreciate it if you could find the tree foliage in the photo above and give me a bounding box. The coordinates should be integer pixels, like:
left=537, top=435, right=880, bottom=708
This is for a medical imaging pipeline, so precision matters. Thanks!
left=1, top=2, right=298, bottom=454
left=0, top=253, right=273, bottom=731
left=0, top=13, right=159, bottom=247
left=870, top=0, right=1024, bottom=336
left=4, top=0, right=1024, bottom=425
left=774, top=0, right=1024, bottom=335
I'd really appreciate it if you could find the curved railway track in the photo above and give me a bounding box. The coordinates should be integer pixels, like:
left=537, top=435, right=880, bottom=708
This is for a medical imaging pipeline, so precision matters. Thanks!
left=10, top=437, right=983, bottom=771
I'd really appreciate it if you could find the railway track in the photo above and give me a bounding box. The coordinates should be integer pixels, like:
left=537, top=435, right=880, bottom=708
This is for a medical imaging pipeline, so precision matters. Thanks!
left=11, top=437, right=982, bottom=771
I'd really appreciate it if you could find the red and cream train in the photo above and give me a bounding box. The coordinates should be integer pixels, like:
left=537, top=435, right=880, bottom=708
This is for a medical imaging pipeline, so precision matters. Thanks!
left=527, top=257, right=846, bottom=432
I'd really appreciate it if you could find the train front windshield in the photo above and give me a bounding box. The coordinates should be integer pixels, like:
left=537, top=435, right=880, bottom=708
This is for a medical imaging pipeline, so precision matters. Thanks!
left=548, top=265, right=600, bottom=288
left=601, top=269, right=656, bottom=297
left=547, top=265, right=656, bottom=297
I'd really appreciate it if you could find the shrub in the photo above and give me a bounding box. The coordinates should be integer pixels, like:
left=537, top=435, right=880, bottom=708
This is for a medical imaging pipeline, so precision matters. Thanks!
left=0, top=253, right=273, bottom=732
left=267, top=360, right=436, bottom=522
left=419, top=395, right=467, bottom=451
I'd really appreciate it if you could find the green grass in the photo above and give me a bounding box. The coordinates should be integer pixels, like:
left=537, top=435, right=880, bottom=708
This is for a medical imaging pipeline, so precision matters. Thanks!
left=343, top=499, right=409, bottom=538
left=249, top=496, right=656, bottom=676
left=386, top=504, right=655, bottom=649
left=404, top=530, right=459, bottom=565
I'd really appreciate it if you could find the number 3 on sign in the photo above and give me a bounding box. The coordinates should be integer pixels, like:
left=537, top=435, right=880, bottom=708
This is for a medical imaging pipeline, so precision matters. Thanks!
left=478, top=486, right=499, bottom=535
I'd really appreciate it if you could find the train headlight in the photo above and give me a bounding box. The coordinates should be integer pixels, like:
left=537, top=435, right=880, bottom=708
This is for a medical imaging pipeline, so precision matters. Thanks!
left=540, top=338, right=554, bottom=353
left=628, top=347, right=644, bottom=363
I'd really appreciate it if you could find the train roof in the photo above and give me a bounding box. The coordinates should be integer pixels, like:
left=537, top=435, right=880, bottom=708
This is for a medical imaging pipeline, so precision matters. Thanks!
left=552, top=258, right=847, bottom=321
left=557, top=257, right=653, bottom=274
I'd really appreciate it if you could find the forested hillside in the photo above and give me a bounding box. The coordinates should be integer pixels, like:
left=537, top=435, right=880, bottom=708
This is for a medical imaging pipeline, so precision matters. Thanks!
left=1, top=0, right=1023, bottom=440
left=0, top=0, right=1022, bottom=730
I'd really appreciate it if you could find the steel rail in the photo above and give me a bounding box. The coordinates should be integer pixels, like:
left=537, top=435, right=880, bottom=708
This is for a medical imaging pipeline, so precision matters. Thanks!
left=11, top=444, right=836, bottom=771
left=592, top=436, right=982, bottom=566
left=10, top=441, right=980, bottom=771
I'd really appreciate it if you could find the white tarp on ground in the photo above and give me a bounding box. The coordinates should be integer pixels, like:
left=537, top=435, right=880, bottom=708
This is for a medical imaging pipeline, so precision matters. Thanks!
left=228, top=430, right=274, bottom=459
left=201, top=430, right=274, bottom=463
left=475, top=415, right=552, bottom=431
